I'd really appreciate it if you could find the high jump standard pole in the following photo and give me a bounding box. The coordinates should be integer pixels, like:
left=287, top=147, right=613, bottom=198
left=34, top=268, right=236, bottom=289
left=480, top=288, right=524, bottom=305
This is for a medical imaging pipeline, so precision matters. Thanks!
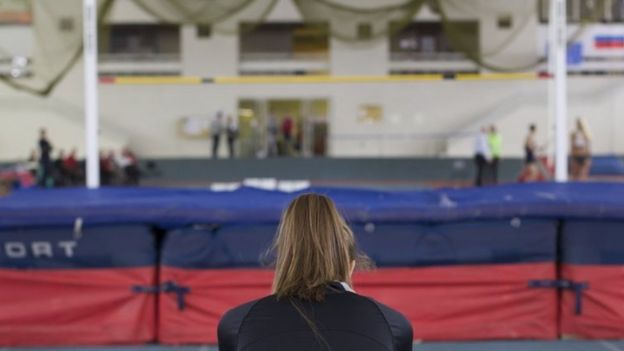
left=551, top=0, right=568, bottom=182
left=83, top=0, right=100, bottom=188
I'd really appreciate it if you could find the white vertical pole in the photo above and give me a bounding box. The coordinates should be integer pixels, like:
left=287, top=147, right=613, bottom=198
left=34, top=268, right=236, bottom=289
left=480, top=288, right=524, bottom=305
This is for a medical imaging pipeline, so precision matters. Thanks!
left=553, top=0, right=568, bottom=182
left=83, top=0, right=100, bottom=188
left=547, top=0, right=557, bottom=166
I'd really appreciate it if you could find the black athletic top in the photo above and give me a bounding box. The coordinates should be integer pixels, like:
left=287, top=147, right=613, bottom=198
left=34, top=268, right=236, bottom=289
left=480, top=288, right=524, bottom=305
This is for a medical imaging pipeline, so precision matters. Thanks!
left=218, top=282, right=413, bottom=351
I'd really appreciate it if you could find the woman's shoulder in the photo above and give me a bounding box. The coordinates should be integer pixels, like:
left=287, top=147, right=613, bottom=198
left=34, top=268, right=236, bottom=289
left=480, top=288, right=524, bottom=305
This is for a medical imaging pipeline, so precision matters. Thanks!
left=218, top=296, right=273, bottom=351
left=355, top=295, right=414, bottom=350
left=358, top=295, right=411, bottom=328
left=219, top=296, right=272, bottom=328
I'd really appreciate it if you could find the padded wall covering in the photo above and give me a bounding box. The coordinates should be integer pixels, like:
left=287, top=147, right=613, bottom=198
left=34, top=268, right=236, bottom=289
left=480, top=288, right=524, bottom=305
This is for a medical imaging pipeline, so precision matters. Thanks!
left=2, top=183, right=624, bottom=345
left=159, top=220, right=558, bottom=343
left=560, top=220, right=624, bottom=339
left=0, top=225, right=157, bottom=346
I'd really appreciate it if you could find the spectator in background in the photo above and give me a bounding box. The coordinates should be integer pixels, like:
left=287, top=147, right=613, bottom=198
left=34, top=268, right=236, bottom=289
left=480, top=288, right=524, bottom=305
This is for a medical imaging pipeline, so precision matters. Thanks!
left=293, top=121, right=303, bottom=155
left=99, top=150, right=118, bottom=185
left=249, top=118, right=262, bottom=158
left=99, top=151, right=108, bottom=185
left=108, top=150, right=120, bottom=183
left=281, top=115, right=294, bottom=156
left=26, top=149, right=38, bottom=178
left=267, top=115, right=279, bottom=158
left=27, top=149, right=37, bottom=163
left=63, top=148, right=79, bottom=185
left=473, top=127, right=491, bottom=187
left=37, top=128, right=53, bottom=187
left=211, top=111, right=224, bottom=159
left=118, top=147, right=140, bottom=185
left=226, top=115, right=239, bottom=159
left=488, top=125, right=502, bottom=184
left=570, top=117, right=592, bottom=181
left=53, top=149, right=66, bottom=186
left=521, top=124, right=539, bottom=182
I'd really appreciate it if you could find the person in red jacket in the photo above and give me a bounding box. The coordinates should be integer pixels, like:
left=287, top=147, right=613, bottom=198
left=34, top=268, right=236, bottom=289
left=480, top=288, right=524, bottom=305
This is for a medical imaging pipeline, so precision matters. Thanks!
left=281, top=116, right=293, bottom=156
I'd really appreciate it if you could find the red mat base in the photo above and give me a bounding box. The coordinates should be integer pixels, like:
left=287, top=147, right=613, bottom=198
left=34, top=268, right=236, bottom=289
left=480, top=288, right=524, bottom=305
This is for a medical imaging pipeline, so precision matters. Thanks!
left=561, top=264, right=624, bottom=339
left=0, top=268, right=156, bottom=346
left=159, top=263, right=557, bottom=344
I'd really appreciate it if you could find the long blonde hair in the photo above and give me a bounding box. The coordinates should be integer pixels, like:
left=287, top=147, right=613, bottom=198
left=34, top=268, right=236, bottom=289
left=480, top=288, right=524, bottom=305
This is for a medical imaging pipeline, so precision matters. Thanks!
left=576, top=117, right=592, bottom=142
left=272, top=193, right=369, bottom=302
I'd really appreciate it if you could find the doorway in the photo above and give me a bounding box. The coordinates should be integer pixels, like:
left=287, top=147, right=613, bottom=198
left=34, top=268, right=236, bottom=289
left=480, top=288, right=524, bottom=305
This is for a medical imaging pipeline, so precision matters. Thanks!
left=237, top=98, right=329, bottom=158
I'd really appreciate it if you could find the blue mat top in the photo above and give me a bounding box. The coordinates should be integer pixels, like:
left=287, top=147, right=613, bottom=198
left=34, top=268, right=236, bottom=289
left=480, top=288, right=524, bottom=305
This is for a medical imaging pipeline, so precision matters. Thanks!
left=0, top=182, right=623, bottom=228
left=591, top=155, right=624, bottom=176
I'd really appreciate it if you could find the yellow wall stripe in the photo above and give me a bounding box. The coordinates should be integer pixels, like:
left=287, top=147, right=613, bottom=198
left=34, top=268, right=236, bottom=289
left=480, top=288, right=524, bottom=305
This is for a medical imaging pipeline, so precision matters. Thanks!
left=214, top=74, right=446, bottom=84
left=455, top=73, right=539, bottom=81
left=113, top=76, right=203, bottom=85
left=103, top=73, right=543, bottom=85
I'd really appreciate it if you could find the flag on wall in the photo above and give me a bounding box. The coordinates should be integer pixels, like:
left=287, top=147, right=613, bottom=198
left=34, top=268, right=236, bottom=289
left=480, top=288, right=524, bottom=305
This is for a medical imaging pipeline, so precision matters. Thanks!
left=594, top=35, right=624, bottom=49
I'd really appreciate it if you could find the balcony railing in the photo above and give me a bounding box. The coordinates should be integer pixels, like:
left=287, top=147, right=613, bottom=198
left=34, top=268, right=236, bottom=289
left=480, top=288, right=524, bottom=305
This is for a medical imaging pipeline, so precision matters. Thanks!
left=240, top=52, right=329, bottom=62
left=390, top=51, right=469, bottom=62
left=239, top=52, right=329, bottom=75
left=99, top=52, right=181, bottom=62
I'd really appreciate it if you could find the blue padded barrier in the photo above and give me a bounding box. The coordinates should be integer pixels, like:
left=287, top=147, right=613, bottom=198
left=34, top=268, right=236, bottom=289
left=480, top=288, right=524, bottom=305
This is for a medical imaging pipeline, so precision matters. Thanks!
left=0, top=224, right=156, bottom=269
left=161, top=219, right=557, bottom=269
left=1, top=183, right=624, bottom=229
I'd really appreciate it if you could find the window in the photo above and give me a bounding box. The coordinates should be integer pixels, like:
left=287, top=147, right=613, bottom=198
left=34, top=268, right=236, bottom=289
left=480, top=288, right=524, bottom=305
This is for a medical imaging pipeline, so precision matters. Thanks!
left=539, top=0, right=624, bottom=23
left=97, top=24, right=181, bottom=76
left=539, top=0, right=549, bottom=22
left=0, top=18, right=36, bottom=79
left=0, top=0, right=33, bottom=79
left=613, top=0, right=624, bottom=21
left=579, top=0, right=606, bottom=22
left=99, top=24, right=180, bottom=61
left=237, top=98, right=329, bottom=157
left=390, top=22, right=478, bottom=60
left=239, top=22, right=329, bottom=75
left=389, top=21, right=479, bottom=74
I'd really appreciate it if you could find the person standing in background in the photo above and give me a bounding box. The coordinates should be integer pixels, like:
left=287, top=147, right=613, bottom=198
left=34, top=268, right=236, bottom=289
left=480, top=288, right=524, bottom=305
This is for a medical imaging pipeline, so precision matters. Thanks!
left=488, top=125, right=502, bottom=184
left=211, top=112, right=224, bottom=159
left=63, top=148, right=79, bottom=185
left=570, top=117, right=592, bottom=180
left=521, top=124, right=539, bottom=182
left=281, top=115, right=293, bottom=156
left=26, top=150, right=38, bottom=179
left=54, top=149, right=66, bottom=186
left=226, top=115, right=239, bottom=159
left=473, top=127, right=491, bottom=187
left=118, top=147, right=140, bottom=185
left=249, top=118, right=262, bottom=158
left=99, top=151, right=108, bottom=185
left=99, top=150, right=119, bottom=185
left=37, top=128, right=53, bottom=187
left=267, top=115, right=279, bottom=158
